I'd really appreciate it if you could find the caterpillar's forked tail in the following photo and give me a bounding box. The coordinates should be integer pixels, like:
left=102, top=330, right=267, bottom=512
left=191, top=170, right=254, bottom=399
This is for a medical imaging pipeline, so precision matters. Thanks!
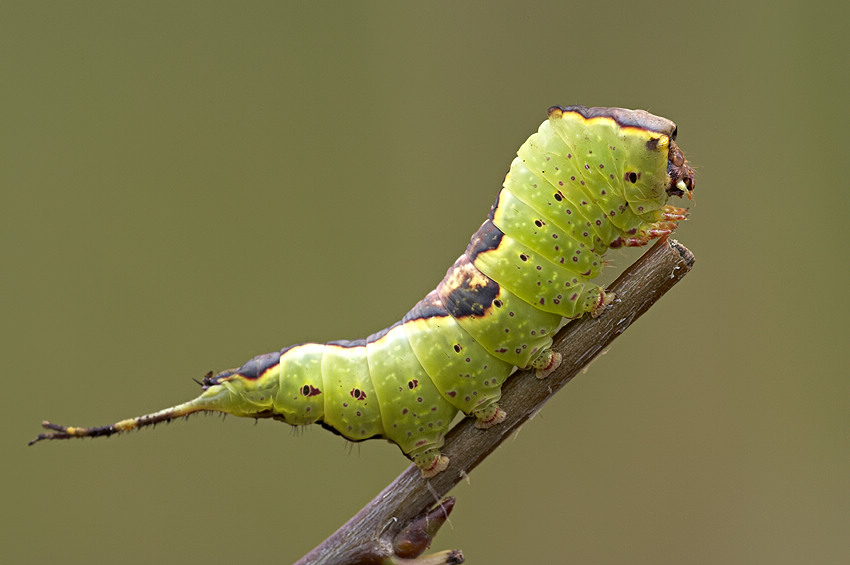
left=29, top=381, right=239, bottom=446
left=29, top=403, right=202, bottom=445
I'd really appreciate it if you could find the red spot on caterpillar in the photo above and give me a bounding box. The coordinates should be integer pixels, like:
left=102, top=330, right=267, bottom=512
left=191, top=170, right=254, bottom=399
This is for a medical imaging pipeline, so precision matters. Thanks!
left=301, top=384, right=322, bottom=397
left=408, top=379, right=419, bottom=390
left=350, top=388, right=366, bottom=400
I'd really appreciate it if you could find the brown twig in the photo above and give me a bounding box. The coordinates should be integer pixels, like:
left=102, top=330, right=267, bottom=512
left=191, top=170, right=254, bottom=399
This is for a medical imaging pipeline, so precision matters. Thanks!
left=296, top=237, right=696, bottom=565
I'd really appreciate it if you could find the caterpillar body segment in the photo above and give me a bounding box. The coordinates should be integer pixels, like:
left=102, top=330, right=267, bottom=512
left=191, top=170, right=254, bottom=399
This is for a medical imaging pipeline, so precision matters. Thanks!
left=31, top=105, right=695, bottom=478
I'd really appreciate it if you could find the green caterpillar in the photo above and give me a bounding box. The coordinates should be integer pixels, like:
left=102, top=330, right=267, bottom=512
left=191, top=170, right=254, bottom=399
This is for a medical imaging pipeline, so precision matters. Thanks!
left=30, top=105, right=694, bottom=477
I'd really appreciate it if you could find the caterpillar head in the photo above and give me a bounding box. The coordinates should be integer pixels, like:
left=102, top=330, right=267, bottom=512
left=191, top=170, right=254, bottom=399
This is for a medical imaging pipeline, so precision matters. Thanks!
left=546, top=106, right=694, bottom=213
left=666, top=139, right=695, bottom=199
left=610, top=110, right=694, bottom=208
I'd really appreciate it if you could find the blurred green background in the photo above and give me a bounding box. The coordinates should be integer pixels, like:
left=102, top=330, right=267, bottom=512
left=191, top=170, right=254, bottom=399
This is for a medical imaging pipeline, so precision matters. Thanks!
left=3, top=2, right=847, bottom=564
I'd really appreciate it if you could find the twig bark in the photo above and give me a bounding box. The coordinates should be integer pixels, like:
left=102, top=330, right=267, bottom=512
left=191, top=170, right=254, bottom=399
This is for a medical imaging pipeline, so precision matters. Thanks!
left=296, top=237, right=696, bottom=565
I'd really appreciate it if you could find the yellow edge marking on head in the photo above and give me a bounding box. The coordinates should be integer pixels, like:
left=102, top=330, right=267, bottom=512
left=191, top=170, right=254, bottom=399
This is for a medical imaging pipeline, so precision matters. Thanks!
left=551, top=111, right=671, bottom=148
